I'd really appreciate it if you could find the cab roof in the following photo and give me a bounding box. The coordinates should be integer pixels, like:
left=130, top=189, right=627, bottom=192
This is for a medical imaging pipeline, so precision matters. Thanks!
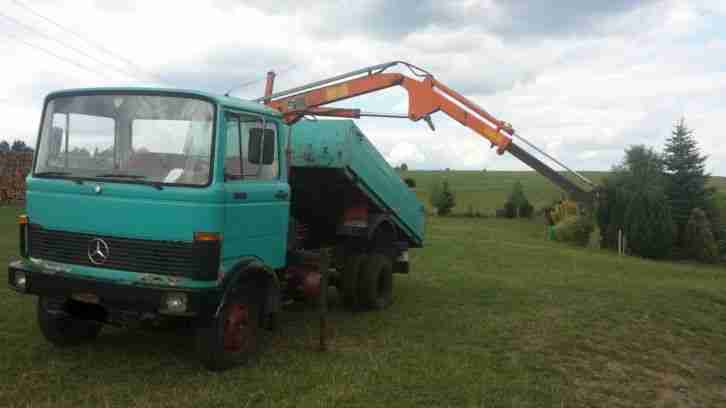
left=45, top=87, right=282, bottom=117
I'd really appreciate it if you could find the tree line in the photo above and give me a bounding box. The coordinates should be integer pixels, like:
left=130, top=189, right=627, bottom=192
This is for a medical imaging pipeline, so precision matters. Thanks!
left=0, top=140, right=33, bottom=153
left=597, top=119, right=719, bottom=262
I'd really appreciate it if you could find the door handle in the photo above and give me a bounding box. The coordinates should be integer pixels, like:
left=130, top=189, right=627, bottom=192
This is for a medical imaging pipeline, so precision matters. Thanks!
left=274, top=190, right=289, bottom=200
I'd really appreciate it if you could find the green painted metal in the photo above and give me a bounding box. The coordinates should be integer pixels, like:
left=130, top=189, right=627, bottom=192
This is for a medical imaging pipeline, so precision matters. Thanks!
left=19, top=258, right=219, bottom=290
left=26, top=88, right=288, bottom=290
left=26, top=177, right=226, bottom=242
left=25, top=88, right=422, bottom=295
left=290, top=119, right=425, bottom=245
left=45, top=87, right=282, bottom=118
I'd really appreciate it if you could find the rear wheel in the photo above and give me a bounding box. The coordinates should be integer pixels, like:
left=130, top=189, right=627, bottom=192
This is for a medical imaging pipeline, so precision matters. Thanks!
left=196, top=297, right=260, bottom=371
left=358, top=254, right=393, bottom=310
left=37, top=296, right=102, bottom=347
left=341, top=253, right=367, bottom=309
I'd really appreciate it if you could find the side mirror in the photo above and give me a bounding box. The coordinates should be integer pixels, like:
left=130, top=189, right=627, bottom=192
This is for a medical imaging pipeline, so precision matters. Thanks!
left=248, top=128, right=275, bottom=165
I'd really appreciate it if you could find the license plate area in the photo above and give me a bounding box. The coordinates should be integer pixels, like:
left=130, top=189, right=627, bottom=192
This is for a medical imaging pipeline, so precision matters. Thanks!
left=72, top=292, right=100, bottom=304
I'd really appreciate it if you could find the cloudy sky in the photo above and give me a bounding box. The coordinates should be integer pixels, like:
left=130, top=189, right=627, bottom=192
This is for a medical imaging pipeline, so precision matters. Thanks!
left=1, top=0, right=724, bottom=174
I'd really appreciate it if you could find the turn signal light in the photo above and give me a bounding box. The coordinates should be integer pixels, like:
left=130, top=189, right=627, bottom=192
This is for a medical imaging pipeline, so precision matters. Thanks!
left=19, top=215, right=28, bottom=258
left=194, top=232, right=221, bottom=242
left=193, top=232, right=221, bottom=281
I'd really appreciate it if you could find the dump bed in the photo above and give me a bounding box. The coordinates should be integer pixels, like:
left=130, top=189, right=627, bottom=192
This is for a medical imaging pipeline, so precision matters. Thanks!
left=290, top=120, right=424, bottom=246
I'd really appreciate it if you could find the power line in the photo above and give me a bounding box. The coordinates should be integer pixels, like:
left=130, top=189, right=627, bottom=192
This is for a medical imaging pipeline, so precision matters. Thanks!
left=0, top=10, right=143, bottom=81
left=0, top=29, right=112, bottom=79
left=11, top=0, right=165, bottom=84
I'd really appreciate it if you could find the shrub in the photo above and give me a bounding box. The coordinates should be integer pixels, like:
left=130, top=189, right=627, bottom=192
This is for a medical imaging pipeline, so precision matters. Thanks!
left=429, top=181, right=442, bottom=212
left=623, top=189, right=675, bottom=259
left=466, top=204, right=474, bottom=217
left=553, top=216, right=594, bottom=246
left=684, top=208, right=719, bottom=263
left=503, top=201, right=516, bottom=218
left=503, top=181, right=533, bottom=218
left=703, top=193, right=723, bottom=241
left=404, top=177, right=416, bottom=188
left=463, top=205, right=483, bottom=218
left=597, top=182, right=632, bottom=250
left=430, top=180, right=455, bottom=216
left=520, top=201, right=534, bottom=218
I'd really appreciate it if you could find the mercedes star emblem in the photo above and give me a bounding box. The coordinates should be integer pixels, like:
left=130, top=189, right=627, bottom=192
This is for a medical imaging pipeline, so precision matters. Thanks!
left=88, top=238, right=110, bottom=265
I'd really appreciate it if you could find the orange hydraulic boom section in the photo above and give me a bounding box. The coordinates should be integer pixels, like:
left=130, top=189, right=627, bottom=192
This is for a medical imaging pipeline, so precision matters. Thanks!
left=265, top=71, right=514, bottom=155
left=257, top=61, right=594, bottom=203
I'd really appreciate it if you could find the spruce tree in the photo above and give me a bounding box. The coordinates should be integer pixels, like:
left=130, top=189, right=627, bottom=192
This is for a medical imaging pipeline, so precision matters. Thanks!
left=664, top=118, right=713, bottom=242
left=624, top=189, right=675, bottom=259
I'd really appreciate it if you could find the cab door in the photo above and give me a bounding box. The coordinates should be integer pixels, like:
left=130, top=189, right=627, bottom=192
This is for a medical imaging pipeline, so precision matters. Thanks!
left=222, top=112, right=289, bottom=268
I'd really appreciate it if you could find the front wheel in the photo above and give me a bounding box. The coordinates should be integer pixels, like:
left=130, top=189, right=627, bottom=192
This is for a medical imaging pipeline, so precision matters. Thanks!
left=195, top=298, right=260, bottom=371
left=37, top=296, right=102, bottom=347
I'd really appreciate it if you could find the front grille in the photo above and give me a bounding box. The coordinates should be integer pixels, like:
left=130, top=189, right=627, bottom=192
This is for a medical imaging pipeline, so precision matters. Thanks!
left=28, top=224, right=197, bottom=278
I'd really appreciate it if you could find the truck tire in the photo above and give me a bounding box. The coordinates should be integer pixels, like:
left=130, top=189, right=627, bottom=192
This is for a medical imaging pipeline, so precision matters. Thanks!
left=37, top=297, right=102, bottom=347
left=358, top=254, right=393, bottom=310
left=342, top=253, right=367, bottom=309
left=195, top=297, right=260, bottom=371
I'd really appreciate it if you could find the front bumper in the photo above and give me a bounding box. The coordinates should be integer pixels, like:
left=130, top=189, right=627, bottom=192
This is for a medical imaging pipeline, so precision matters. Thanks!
left=8, top=260, right=222, bottom=320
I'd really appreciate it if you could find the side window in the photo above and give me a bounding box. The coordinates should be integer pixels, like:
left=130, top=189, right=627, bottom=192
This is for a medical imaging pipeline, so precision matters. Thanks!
left=240, top=119, right=278, bottom=180
left=224, top=116, right=242, bottom=180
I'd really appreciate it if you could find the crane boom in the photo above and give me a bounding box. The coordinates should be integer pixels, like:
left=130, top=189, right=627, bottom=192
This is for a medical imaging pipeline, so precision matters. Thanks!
left=259, top=61, right=594, bottom=203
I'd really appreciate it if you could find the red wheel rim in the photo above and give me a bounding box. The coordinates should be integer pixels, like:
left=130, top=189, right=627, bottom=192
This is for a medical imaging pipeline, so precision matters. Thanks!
left=223, top=303, right=251, bottom=352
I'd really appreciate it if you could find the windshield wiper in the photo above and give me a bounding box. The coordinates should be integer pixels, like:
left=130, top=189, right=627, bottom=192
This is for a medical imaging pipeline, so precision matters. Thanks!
left=95, top=173, right=146, bottom=179
left=94, top=173, right=164, bottom=190
left=35, top=171, right=72, bottom=176
left=35, top=171, right=85, bottom=184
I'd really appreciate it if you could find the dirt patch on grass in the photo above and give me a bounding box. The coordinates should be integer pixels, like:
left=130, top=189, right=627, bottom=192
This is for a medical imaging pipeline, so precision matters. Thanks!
left=654, top=373, right=693, bottom=408
left=511, top=308, right=726, bottom=407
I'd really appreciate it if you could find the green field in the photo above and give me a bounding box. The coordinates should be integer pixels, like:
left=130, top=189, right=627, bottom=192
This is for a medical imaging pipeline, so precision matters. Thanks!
left=2, top=172, right=726, bottom=407
left=404, top=170, right=726, bottom=216
left=402, top=170, right=606, bottom=215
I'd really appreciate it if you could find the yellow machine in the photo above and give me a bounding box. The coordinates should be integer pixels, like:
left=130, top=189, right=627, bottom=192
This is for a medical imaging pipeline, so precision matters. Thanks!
left=549, top=199, right=580, bottom=225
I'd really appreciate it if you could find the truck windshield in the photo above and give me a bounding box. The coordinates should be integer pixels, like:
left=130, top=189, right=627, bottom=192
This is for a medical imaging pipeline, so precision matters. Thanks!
left=34, top=94, right=215, bottom=186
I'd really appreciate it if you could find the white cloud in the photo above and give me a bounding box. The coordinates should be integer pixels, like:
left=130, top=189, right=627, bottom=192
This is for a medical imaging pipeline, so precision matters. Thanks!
left=1, top=0, right=725, bottom=177
left=386, top=142, right=426, bottom=167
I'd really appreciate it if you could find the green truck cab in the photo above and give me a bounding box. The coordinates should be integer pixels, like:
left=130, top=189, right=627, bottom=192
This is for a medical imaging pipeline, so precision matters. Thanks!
left=8, top=88, right=424, bottom=370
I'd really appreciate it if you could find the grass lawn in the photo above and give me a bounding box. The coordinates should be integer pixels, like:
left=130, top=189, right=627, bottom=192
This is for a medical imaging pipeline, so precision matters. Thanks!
left=1, top=202, right=725, bottom=407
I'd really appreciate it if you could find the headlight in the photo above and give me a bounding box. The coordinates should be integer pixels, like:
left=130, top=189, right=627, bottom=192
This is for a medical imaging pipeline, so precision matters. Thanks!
left=162, top=292, right=188, bottom=313
left=13, top=270, right=27, bottom=291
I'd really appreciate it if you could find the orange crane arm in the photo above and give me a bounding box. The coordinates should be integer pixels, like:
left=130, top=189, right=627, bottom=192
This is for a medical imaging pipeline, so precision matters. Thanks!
left=267, top=72, right=513, bottom=155
left=259, top=61, right=594, bottom=202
